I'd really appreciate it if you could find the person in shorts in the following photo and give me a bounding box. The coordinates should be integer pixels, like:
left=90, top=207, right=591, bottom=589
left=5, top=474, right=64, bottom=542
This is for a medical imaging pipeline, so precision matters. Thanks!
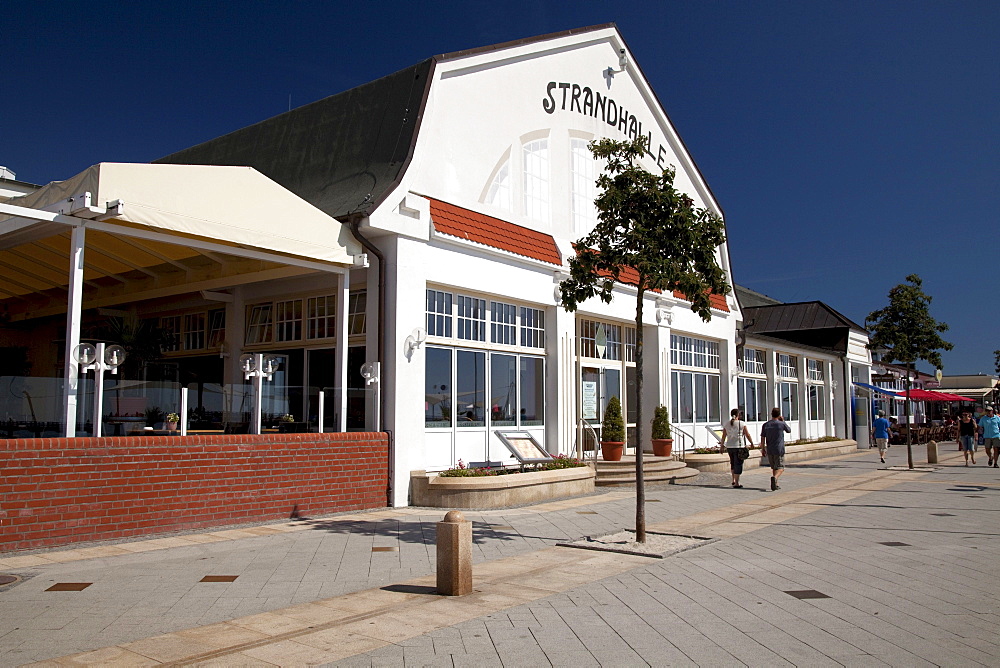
left=978, top=406, right=1000, bottom=468
left=958, top=411, right=977, bottom=466
left=761, top=407, right=792, bottom=491
left=871, top=410, right=891, bottom=464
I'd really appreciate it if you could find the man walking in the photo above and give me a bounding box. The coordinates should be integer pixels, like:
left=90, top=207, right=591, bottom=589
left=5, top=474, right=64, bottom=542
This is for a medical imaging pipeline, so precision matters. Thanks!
left=761, top=407, right=792, bottom=491
left=978, top=405, right=1000, bottom=467
left=871, top=410, right=891, bottom=464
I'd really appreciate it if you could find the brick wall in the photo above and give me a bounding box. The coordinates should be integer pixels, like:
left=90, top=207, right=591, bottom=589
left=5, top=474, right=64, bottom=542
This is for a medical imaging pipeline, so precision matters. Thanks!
left=0, top=432, right=389, bottom=553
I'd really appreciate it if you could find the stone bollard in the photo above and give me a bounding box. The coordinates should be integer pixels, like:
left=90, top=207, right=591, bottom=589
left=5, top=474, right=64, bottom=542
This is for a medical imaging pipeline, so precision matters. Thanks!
left=436, top=510, right=472, bottom=596
left=926, top=440, right=938, bottom=464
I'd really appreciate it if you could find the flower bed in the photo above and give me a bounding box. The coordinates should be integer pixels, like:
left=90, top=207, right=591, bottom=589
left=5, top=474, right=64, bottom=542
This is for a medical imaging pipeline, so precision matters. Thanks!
left=683, top=439, right=858, bottom=473
left=410, top=464, right=596, bottom=509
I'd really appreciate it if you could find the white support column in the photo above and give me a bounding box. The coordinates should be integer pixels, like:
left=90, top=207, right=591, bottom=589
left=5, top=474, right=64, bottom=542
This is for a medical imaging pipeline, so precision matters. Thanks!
left=825, top=360, right=835, bottom=437
left=336, top=271, right=350, bottom=432
left=62, top=226, right=86, bottom=437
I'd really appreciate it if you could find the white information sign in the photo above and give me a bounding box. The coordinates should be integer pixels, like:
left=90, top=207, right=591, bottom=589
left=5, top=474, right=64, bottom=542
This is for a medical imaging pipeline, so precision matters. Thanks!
left=582, top=381, right=598, bottom=420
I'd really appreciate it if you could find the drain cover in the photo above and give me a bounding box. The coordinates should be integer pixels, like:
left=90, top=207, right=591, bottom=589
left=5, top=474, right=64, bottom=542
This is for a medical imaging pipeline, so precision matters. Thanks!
left=0, top=575, right=18, bottom=586
left=931, top=513, right=955, bottom=517
left=879, top=541, right=911, bottom=547
left=46, top=582, right=92, bottom=591
left=199, top=575, right=238, bottom=583
left=785, top=590, right=830, bottom=599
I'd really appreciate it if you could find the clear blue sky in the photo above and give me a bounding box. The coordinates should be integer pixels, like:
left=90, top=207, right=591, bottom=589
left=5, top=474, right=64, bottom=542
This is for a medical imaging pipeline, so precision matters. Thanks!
left=5, top=1, right=997, bottom=374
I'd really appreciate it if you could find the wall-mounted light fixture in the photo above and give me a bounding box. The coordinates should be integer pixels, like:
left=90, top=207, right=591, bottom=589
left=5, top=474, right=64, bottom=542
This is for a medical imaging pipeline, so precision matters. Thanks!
left=404, top=327, right=428, bottom=360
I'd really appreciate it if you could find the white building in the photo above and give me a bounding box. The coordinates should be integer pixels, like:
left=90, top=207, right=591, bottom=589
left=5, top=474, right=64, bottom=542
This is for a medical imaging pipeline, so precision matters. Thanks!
left=0, top=25, right=871, bottom=505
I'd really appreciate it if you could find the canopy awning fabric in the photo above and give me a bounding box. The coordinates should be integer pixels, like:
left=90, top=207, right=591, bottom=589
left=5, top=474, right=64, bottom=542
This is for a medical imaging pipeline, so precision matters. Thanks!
left=852, top=381, right=901, bottom=397
left=902, top=388, right=978, bottom=402
left=1, top=163, right=361, bottom=267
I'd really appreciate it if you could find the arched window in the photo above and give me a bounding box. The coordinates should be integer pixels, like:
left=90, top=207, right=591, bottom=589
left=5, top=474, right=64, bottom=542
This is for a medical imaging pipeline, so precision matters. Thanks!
left=522, top=139, right=549, bottom=224
left=571, top=138, right=598, bottom=233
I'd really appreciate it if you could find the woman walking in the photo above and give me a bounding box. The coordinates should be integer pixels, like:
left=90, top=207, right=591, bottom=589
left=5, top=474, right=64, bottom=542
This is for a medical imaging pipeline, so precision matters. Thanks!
left=958, top=411, right=978, bottom=466
left=723, top=408, right=754, bottom=488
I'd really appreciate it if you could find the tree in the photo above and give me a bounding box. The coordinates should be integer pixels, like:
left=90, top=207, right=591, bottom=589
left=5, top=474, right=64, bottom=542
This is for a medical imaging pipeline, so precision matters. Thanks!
left=559, top=136, right=729, bottom=542
left=866, top=274, right=952, bottom=469
left=993, top=349, right=1000, bottom=375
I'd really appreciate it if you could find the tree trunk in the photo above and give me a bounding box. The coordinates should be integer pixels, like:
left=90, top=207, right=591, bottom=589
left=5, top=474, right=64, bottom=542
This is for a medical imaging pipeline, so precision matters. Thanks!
left=905, top=362, right=913, bottom=469
left=635, top=287, right=645, bottom=543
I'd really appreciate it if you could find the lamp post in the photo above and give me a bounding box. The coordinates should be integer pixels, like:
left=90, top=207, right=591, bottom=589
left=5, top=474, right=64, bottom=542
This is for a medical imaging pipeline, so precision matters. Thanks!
left=73, top=342, right=126, bottom=437
left=240, top=353, right=279, bottom=434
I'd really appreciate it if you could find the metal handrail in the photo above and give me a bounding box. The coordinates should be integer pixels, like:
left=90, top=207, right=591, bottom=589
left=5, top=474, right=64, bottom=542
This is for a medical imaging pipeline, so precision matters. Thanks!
left=577, top=418, right=601, bottom=462
left=669, top=421, right=695, bottom=461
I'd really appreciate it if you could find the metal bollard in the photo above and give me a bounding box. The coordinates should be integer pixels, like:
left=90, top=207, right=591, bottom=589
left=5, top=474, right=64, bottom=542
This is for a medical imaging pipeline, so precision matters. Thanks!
left=926, top=440, right=938, bottom=464
left=436, top=510, right=472, bottom=596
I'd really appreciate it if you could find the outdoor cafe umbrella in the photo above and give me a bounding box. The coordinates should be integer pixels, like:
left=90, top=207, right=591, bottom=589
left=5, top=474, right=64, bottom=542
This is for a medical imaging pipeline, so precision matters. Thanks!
left=903, top=388, right=975, bottom=402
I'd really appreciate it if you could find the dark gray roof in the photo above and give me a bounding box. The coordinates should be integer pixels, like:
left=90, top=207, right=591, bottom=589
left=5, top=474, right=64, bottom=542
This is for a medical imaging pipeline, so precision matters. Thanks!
left=744, top=301, right=866, bottom=334
left=155, top=59, right=434, bottom=219
left=742, top=301, right=867, bottom=354
left=734, top=284, right=782, bottom=308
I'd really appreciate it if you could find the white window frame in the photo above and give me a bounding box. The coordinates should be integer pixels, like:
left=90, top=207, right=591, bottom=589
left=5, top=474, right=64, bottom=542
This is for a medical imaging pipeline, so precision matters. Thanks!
left=523, top=138, right=550, bottom=224
left=307, top=294, right=336, bottom=340
left=740, top=348, right=766, bottom=375
left=491, top=301, right=517, bottom=346
left=570, top=138, right=597, bottom=233
left=670, top=334, right=721, bottom=370
left=778, top=353, right=798, bottom=379
left=183, top=313, right=206, bottom=351
left=347, top=290, right=367, bottom=336
left=275, top=299, right=303, bottom=343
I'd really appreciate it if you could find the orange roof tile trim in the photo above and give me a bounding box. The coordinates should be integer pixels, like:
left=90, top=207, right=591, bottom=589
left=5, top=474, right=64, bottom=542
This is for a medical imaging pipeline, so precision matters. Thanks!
left=594, top=260, right=730, bottom=312
left=428, top=199, right=562, bottom=266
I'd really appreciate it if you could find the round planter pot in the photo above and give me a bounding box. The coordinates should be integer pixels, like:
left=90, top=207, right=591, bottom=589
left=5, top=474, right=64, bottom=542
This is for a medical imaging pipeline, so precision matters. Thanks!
left=165, top=422, right=178, bottom=431
left=600, top=441, right=624, bottom=461
left=651, top=438, right=673, bottom=457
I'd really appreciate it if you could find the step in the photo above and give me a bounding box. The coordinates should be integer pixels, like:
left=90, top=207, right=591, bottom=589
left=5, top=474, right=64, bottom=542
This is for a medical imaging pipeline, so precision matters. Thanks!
left=595, top=467, right=700, bottom=486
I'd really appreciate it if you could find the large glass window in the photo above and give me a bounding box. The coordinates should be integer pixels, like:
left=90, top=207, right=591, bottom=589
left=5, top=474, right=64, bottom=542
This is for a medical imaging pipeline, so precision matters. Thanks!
left=807, top=359, right=825, bottom=381
left=160, top=316, right=181, bottom=352
left=491, top=302, right=517, bottom=346
left=778, top=381, right=799, bottom=421
left=671, top=334, right=720, bottom=369
left=523, top=139, right=550, bottom=223
left=207, top=309, right=225, bottom=348
left=245, top=304, right=273, bottom=345
left=671, top=371, right=721, bottom=423
left=808, top=385, right=826, bottom=420
left=778, top=354, right=797, bottom=378
left=737, top=377, right=768, bottom=422
left=490, top=354, right=517, bottom=426
left=348, top=290, right=367, bottom=335
left=425, top=347, right=452, bottom=427
left=276, top=299, right=303, bottom=342
left=426, top=290, right=452, bottom=337
left=571, top=138, right=597, bottom=233
left=456, top=296, right=486, bottom=341
left=520, top=357, right=544, bottom=426
left=485, top=161, right=511, bottom=211
left=520, top=307, right=545, bottom=348
left=579, top=319, right=622, bottom=360
left=456, top=350, right=486, bottom=427
left=183, top=313, right=205, bottom=351
left=307, top=295, right=336, bottom=340
left=740, top=348, right=766, bottom=375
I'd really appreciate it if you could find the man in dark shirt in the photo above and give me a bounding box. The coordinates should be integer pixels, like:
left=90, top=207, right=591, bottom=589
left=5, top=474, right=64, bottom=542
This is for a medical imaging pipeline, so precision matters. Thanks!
left=761, top=407, right=792, bottom=491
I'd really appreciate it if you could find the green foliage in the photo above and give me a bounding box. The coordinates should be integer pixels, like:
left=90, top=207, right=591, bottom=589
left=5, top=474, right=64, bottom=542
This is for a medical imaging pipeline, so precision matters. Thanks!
left=438, top=460, right=497, bottom=477
left=651, top=405, right=671, bottom=439
left=541, top=454, right=588, bottom=470
left=602, top=396, right=625, bottom=442
left=866, top=274, right=952, bottom=369
left=994, top=350, right=1000, bottom=375
left=558, top=136, right=729, bottom=319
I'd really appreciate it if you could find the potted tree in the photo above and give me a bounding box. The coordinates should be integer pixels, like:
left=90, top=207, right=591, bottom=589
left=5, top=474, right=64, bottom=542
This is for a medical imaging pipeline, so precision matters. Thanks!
left=600, top=396, right=626, bottom=461
left=651, top=405, right=673, bottom=457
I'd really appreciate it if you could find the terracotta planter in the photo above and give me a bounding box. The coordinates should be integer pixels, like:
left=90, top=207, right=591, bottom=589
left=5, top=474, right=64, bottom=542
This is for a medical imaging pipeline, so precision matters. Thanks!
left=600, top=441, right=624, bottom=461
left=165, top=421, right=178, bottom=431
left=651, top=438, right=673, bottom=457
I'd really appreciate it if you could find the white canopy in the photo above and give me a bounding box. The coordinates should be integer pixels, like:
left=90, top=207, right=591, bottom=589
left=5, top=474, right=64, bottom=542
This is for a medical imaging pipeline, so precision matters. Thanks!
left=2, top=163, right=362, bottom=266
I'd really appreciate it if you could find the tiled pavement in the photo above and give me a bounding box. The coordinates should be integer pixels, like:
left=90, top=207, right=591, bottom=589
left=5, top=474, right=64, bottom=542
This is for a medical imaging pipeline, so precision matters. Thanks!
left=2, top=442, right=998, bottom=666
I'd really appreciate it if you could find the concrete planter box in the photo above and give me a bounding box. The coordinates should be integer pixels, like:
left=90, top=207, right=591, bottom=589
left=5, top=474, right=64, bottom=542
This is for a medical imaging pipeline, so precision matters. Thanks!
left=410, top=465, right=596, bottom=509
left=683, top=439, right=858, bottom=473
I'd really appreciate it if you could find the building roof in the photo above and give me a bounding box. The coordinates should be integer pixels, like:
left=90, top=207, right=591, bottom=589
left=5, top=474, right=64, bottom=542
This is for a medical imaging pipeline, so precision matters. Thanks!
left=428, top=199, right=561, bottom=265
left=744, top=301, right=867, bottom=334
left=156, top=59, right=434, bottom=219
left=734, top=284, right=782, bottom=308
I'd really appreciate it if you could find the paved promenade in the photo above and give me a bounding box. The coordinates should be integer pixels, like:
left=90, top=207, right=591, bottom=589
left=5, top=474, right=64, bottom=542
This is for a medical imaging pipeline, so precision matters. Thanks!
left=1, top=442, right=997, bottom=666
